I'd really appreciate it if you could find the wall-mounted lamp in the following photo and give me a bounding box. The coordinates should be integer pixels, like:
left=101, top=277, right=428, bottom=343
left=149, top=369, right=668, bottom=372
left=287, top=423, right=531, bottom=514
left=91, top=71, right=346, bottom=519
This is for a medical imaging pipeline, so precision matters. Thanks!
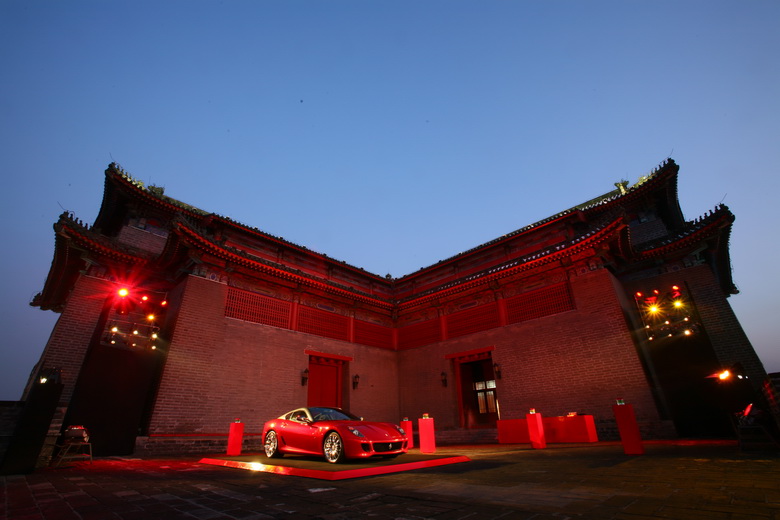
left=301, top=368, right=309, bottom=386
left=441, top=372, right=448, bottom=387
left=38, top=367, right=61, bottom=385
left=352, top=374, right=360, bottom=390
left=493, top=363, right=502, bottom=380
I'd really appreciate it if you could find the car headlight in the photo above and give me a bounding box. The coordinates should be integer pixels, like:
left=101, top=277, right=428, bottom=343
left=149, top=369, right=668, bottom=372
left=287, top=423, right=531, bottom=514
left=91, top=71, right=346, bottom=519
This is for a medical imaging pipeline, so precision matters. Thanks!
left=395, top=425, right=406, bottom=435
left=348, top=426, right=365, bottom=437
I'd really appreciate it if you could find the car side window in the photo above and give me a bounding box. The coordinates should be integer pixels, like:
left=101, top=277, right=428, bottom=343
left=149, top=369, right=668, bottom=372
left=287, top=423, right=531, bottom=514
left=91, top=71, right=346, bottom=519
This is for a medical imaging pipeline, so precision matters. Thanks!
left=291, top=410, right=309, bottom=423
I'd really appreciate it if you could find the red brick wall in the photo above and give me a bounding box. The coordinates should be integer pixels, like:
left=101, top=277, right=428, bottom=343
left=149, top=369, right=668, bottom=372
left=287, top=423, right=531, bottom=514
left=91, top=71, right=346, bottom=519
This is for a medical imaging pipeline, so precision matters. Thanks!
left=146, top=275, right=401, bottom=448
left=25, top=275, right=112, bottom=404
left=399, top=268, right=670, bottom=438
left=116, top=226, right=167, bottom=255
left=143, top=264, right=755, bottom=450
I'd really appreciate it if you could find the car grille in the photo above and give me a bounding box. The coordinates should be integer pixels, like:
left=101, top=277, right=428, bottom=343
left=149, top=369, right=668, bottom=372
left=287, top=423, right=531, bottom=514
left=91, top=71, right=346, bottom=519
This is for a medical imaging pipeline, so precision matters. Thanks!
left=372, top=442, right=403, bottom=452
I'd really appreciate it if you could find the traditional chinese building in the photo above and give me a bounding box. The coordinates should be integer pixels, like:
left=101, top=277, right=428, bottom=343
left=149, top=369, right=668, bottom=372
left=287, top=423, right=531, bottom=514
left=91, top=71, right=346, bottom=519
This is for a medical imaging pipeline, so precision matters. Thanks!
left=24, top=159, right=769, bottom=456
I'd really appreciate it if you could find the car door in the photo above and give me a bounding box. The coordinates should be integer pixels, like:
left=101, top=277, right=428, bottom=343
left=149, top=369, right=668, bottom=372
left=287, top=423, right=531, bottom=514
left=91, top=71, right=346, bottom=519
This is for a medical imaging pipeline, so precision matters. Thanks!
left=278, top=409, right=320, bottom=454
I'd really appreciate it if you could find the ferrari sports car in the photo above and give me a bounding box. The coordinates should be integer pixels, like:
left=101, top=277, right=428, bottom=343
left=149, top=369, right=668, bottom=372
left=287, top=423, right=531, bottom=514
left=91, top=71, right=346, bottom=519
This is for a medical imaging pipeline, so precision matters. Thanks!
left=262, top=407, right=408, bottom=463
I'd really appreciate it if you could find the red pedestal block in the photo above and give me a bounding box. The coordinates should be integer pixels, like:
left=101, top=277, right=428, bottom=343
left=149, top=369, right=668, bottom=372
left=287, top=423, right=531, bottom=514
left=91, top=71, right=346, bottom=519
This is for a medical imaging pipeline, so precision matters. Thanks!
left=545, top=415, right=598, bottom=443
left=418, top=417, right=436, bottom=454
left=227, top=421, right=244, bottom=456
left=498, top=415, right=598, bottom=444
left=401, top=419, right=414, bottom=449
left=526, top=413, right=546, bottom=449
left=612, top=404, right=644, bottom=455
left=498, top=419, right=531, bottom=443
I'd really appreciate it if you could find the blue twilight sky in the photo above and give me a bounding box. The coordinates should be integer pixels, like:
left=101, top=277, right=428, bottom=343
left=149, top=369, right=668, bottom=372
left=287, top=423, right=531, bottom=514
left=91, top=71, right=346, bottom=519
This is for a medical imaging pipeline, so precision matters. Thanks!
left=1, top=1, right=778, bottom=400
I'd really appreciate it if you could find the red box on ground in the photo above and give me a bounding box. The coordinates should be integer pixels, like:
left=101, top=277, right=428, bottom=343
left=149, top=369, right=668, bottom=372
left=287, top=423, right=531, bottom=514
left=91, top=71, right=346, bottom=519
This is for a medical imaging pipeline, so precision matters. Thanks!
left=227, top=422, right=244, bottom=456
left=401, top=419, right=414, bottom=449
left=498, top=415, right=598, bottom=444
left=612, top=404, right=644, bottom=455
left=418, top=417, right=436, bottom=454
left=545, top=415, right=598, bottom=443
left=526, top=413, right=547, bottom=449
left=498, top=419, right=531, bottom=443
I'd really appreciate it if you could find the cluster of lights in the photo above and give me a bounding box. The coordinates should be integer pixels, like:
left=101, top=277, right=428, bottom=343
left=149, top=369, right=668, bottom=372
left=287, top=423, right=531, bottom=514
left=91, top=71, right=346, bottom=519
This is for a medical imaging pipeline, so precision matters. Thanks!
left=634, top=285, right=697, bottom=341
left=708, top=368, right=749, bottom=381
left=105, top=287, right=167, bottom=350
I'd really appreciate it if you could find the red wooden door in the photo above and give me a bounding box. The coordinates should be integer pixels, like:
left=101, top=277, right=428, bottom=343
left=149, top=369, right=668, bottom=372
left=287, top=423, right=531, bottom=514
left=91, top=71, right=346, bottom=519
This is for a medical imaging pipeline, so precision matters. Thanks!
left=307, top=358, right=342, bottom=407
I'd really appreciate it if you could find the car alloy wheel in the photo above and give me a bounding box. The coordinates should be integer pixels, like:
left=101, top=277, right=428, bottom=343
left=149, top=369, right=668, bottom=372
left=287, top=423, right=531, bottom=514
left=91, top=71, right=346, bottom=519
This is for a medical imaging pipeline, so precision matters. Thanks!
left=264, top=430, right=283, bottom=458
left=323, top=431, right=345, bottom=463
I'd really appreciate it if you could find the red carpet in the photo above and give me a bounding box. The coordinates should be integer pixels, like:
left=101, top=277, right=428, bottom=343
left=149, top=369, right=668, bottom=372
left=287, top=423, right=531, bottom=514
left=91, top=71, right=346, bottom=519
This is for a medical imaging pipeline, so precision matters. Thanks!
left=199, top=452, right=471, bottom=480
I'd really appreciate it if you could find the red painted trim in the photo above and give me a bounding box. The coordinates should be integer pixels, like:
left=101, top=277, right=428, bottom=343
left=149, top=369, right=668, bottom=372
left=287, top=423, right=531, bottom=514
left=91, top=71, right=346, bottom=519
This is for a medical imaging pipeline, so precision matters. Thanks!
left=198, top=455, right=471, bottom=480
left=173, top=223, right=393, bottom=309
left=445, top=346, right=495, bottom=360
left=304, top=350, right=354, bottom=362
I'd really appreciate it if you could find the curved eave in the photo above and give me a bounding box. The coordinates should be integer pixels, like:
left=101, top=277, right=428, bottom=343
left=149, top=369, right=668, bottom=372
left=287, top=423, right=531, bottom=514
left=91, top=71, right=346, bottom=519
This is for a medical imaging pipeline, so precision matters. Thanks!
left=101, top=164, right=387, bottom=284
left=56, top=221, right=151, bottom=266
left=399, top=159, right=678, bottom=282
left=170, top=222, right=394, bottom=310
left=33, top=232, right=86, bottom=311
left=635, top=207, right=734, bottom=259
left=636, top=207, right=737, bottom=295
left=96, top=166, right=209, bottom=227
left=397, top=216, right=627, bottom=309
left=580, top=159, right=680, bottom=220
left=33, top=215, right=151, bottom=311
left=211, top=215, right=391, bottom=284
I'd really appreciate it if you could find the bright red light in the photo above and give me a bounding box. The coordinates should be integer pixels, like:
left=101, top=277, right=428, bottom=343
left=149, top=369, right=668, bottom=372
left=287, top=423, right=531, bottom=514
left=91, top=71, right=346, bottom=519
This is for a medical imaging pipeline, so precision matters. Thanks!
left=672, top=285, right=679, bottom=291
left=117, top=288, right=130, bottom=298
left=141, top=295, right=149, bottom=302
left=635, top=292, right=643, bottom=298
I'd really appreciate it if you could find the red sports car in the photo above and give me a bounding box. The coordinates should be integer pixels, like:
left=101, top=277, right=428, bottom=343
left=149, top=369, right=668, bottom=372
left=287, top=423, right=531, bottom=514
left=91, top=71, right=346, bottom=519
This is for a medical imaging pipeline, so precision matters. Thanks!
left=262, top=407, right=408, bottom=463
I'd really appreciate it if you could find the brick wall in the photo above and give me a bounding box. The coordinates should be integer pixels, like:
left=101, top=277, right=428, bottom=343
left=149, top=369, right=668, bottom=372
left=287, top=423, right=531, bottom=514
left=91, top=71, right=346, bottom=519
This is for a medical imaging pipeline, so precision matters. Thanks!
left=25, top=275, right=112, bottom=404
left=142, top=274, right=400, bottom=454
left=138, top=265, right=751, bottom=454
left=399, top=268, right=671, bottom=439
left=116, top=225, right=167, bottom=255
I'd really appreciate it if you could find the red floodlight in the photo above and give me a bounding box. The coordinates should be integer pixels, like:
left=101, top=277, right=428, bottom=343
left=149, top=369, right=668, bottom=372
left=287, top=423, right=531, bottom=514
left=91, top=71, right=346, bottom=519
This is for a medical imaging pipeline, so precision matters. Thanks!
left=115, top=287, right=135, bottom=315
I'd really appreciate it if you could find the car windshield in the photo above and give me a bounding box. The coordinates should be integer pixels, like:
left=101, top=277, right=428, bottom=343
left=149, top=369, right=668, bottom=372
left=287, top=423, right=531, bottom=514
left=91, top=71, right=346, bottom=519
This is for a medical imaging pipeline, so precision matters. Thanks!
left=309, top=407, right=360, bottom=422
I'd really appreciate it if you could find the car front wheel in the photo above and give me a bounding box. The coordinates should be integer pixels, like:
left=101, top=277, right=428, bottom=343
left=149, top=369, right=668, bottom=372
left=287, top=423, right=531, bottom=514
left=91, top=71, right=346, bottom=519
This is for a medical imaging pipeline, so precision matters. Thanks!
left=264, top=430, right=283, bottom=458
left=323, top=431, right=345, bottom=463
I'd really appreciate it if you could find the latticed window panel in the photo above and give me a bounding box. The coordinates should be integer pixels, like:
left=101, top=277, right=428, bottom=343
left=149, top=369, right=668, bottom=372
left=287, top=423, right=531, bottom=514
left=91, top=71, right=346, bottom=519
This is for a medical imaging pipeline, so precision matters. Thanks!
left=354, top=319, right=394, bottom=349
left=505, top=282, right=574, bottom=324
left=298, top=305, right=350, bottom=341
left=225, top=287, right=291, bottom=329
left=446, top=302, right=501, bottom=339
left=397, top=319, right=441, bottom=349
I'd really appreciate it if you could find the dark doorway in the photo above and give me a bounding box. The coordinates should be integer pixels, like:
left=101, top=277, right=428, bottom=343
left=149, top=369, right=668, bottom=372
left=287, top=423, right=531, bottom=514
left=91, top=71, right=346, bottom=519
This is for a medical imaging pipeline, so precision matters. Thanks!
left=645, top=333, right=736, bottom=437
left=63, top=344, right=159, bottom=455
left=458, top=358, right=498, bottom=429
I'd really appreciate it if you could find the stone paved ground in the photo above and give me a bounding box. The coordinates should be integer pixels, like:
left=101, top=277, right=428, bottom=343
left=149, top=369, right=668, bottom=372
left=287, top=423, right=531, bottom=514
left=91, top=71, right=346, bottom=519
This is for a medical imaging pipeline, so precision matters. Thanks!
left=2, top=442, right=779, bottom=520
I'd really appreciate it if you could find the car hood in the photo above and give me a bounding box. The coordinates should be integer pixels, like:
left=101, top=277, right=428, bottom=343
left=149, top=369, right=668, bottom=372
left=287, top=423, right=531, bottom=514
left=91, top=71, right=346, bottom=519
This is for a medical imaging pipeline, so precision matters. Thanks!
left=323, top=421, right=402, bottom=437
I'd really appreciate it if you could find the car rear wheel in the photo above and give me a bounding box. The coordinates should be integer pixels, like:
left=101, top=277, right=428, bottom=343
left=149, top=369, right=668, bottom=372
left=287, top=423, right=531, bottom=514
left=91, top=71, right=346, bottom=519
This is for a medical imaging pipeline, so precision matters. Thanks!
left=264, top=430, right=283, bottom=458
left=323, top=431, right=345, bottom=463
